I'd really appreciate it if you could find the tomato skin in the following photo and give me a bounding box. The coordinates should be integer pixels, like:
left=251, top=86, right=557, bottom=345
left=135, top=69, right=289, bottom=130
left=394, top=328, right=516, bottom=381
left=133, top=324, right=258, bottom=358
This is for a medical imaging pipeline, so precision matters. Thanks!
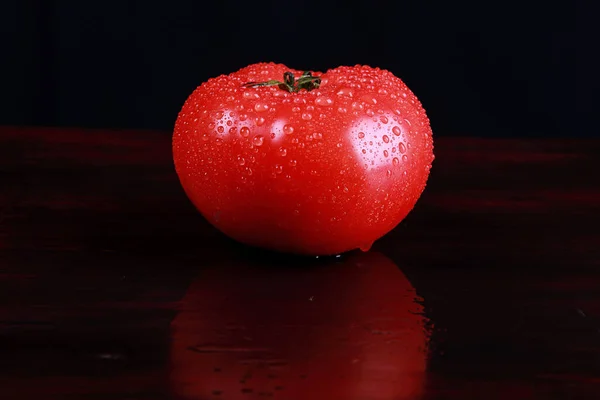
left=173, top=63, right=434, bottom=256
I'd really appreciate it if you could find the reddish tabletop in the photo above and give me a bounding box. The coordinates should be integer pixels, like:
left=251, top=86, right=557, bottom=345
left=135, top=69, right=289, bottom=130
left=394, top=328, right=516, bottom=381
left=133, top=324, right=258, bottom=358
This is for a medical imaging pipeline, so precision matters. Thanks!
left=0, top=127, right=599, bottom=399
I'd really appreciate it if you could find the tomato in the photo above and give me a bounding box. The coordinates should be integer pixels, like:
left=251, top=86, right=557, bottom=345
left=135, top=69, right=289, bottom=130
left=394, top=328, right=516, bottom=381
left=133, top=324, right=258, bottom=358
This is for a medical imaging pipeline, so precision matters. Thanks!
left=173, top=63, right=434, bottom=256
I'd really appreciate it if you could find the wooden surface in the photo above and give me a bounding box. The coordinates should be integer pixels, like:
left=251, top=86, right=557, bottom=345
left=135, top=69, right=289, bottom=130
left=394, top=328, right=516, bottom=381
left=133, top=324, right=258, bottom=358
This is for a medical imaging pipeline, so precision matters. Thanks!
left=1, top=126, right=599, bottom=399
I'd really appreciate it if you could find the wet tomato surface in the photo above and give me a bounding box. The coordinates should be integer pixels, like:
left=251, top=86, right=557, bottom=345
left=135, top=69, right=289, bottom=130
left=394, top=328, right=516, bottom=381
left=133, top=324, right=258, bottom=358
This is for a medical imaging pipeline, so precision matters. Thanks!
left=173, top=63, right=434, bottom=255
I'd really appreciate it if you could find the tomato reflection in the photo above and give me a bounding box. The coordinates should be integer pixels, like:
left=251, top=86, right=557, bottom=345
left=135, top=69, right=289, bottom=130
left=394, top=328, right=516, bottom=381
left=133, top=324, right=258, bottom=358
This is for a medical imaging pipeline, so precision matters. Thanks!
left=169, top=251, right=429, bottom=399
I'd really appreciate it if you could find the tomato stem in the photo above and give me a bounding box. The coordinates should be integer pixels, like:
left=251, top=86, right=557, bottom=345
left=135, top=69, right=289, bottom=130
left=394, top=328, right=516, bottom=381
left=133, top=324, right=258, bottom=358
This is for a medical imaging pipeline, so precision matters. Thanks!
left=243, top=71, right=321, bottom=93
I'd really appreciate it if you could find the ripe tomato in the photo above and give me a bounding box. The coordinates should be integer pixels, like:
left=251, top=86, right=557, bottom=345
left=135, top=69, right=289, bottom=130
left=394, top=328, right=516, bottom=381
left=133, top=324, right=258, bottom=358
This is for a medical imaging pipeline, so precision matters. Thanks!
left=173, top=63, right=434, bottom=256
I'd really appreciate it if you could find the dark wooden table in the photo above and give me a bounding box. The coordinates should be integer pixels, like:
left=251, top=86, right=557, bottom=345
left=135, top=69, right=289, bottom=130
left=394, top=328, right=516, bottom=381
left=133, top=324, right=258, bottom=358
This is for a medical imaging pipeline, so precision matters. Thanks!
left=1, top=127, right=599, bottom=400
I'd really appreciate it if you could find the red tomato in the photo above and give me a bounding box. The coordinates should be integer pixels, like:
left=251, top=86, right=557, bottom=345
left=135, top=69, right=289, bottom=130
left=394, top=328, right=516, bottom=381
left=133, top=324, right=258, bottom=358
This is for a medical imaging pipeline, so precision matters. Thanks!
left=173, top=63, right=434, bottom=255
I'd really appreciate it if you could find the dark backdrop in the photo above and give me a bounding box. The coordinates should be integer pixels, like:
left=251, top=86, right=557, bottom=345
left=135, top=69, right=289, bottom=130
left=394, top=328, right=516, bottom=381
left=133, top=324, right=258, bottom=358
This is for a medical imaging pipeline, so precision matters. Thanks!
left=2, top=0, right=586, bottom=137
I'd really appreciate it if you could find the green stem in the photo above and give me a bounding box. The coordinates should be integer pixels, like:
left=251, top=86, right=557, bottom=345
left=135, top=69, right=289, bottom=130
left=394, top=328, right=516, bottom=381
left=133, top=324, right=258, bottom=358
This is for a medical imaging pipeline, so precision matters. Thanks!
left=243, top=71, right=321, bottom=93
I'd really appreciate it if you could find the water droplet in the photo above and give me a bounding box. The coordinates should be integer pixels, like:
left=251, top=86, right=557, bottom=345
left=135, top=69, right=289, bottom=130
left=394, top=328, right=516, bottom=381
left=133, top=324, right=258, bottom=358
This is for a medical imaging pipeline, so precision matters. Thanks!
left=399, top=142, right=406, bottom=153
left=201, top=132, right=209, bottom=141
left=402, top=154, right=408, bottom=162
left=292, top=106, right=301, bottom=113
left=255, top=116, right=266, bottom=126
left=383, top=149, right=389, bottom=157
left=301, top=112, right=312, bottom=120
left=253, top=135, right=264, bottom=146
left=283, top=124, right=294, bottom=135
left=247, top=167, right=253, bottom=175
left=378, top=88, right=389, bottom=95
left=315, top=96, right=333, bottom=106
left=351, top=101, right=363, bottom=110
left=240, top=127, right=250, bottom=137
left=313, top=132, right=323, bottom=140
left=217, top=126, right=224, bottom=133
left=359, top=242, right=373, bottom=252
left=336, top=87, right=354, bottom=97
left=215, top=138, right=223, bottom=145
left=358, top=132, right=365, bottom=139
left=274, top=164, right=283, bottom=174
left=270, top=132, right=276, bottom=139
left=360, top=94, right=377, bottom=105
left=243, top=91, right=259, bottom=99
left=380, top=116, right=388, bottom=124
left=237, top=156, right=246, bottom=166
left=254, top=102, right=269, bottom=112
left=365, top=109, right=375, bottom=117
left=229, top=127, right=237, bottom=135
left=386, top=169, right=392, bottom=177
left=382, top=135, right=390, bottom=143
left=289, top=159, right=297, bottom=167
left=337, top=107, right=347, bottom=114
left=392, top=157, right=399, bottom=166
left=392, top=126, right=401, bottom=136
left=279, top=147, right=287, bottom=156
left=361, top=149, right=366, bottom=154
left=239, top=113, right=248, bottom=121
left=336, top=142, right=343, bottom=148
left=343, top=186, right=349, bottom=193
left=215, top=111, right=224, bottom=119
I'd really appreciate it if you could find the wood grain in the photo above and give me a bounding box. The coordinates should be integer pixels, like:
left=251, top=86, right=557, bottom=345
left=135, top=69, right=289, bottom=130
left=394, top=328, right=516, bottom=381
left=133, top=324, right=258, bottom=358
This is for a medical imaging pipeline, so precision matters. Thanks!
left=0, top=127, right=599, bottom=399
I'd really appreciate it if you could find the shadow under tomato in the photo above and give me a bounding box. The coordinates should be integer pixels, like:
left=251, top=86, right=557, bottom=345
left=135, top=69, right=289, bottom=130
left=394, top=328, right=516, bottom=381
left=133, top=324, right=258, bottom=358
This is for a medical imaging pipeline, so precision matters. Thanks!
left=169, top=251, right=430, bottom=400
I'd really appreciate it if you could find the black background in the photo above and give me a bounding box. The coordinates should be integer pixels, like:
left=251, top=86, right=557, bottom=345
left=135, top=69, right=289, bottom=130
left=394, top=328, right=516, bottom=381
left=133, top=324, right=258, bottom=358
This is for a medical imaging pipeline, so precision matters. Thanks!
left=2, top=0, right=586, bottom=137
